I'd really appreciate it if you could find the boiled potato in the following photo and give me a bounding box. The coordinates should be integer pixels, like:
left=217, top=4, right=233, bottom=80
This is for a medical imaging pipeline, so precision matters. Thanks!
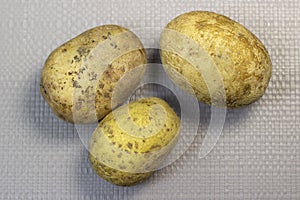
left=160, top=11, right=272, bottom=108
left=89, top=97, right=180, bottom=186
left=40, top=25, right=146, bottom=123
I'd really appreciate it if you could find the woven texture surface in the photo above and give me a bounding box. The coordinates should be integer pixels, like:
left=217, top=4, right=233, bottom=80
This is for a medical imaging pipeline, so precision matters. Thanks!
left=0, top=0, right=299, bottom=199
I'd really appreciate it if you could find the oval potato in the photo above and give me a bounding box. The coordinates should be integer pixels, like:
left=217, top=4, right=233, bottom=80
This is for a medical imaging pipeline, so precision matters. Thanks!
left=89, top=97, right=180, bottom=186
left=40, top=25, right=146, bottom=123
left=160, top=11, right=272, bottom=108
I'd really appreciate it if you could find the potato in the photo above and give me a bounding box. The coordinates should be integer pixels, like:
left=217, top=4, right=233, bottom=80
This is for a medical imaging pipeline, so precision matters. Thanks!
left=89, top=97, right=180, bottom=186
left=40, top=25, right=146, bottom=123
left=160, top=11, right=272, bottom=108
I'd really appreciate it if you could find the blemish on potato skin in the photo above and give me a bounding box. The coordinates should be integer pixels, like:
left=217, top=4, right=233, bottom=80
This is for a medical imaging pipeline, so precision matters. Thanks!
left=134, top=142, right=139, bottom=149
left=150, top=144, right=162, bottom=150
left=119, top=165, right=126, bottom=170
left=127, top=143, right=133, bottom=149
left=98, top=83, right=105, bottom=89
left=73, top=55, right=80, bottom=62
left=104, top=93, right=110, bottom=98
left=72, top=80, right=81, bottom=88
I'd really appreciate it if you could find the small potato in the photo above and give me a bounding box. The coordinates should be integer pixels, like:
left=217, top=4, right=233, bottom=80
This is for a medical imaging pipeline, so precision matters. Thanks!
left=89, top=97, right=180, bottom=186
left=40, top=25, right=146, bottom=123
left=160, top=11, right=272, bottom=108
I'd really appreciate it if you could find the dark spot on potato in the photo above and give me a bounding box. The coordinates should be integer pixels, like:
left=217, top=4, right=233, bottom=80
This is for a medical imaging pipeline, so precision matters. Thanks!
left=93, top=138, right=97, bottom=144
left=134, top=142, right=138, bottom=149
left=117, top=153, right=122, bottom=158
left=79, top=67, right=86, bottom=74
left=244, top=84, right=251, bottom=95
left=74, top=55, right=80, bottom=62
left=89, top=72, right=97, bottom=81
left=127, top=143, right=133, bottom=149
left=166, top=128, right=170, bottom=132
left=104, top=70, right=111, bottom=78
left=119, top=165, right=126, bottom=170
left=108, top=135, right=114, bottom=139
left=133, top=118, right=137, bottom=121
left=138, top=128, right=142, bottom=131
left=62, top=48, right=67, bottom=53
left=142, top=140, right=146, bottom=143
left=102, top=36, right=108, bottom=39
left=99, top=83, right=104, bottom=89
left=118, top=144, right=122, bottom=148
left=103, top=93, right=110, bottom=98
left=150, top=144, right=161, bottom=150
left=107, top=64, right=113, bottom=69
left=72, top=80, right=81, bottom=88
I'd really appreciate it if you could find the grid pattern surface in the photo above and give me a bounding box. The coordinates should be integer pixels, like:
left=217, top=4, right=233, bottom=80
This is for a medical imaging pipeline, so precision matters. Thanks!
left=0, top=0, right=299, bottom=199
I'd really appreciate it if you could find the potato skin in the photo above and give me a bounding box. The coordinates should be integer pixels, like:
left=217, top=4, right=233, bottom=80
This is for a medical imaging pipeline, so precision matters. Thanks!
left=160, top=11, right=272, bottom=108
left=89, top=97, right=180, bottom=186
left=40, top=25, right=146, bottom=123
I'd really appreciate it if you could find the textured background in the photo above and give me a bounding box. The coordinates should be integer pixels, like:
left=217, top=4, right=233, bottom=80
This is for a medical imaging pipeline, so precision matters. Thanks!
left=0, top=0, right=300, bottom=199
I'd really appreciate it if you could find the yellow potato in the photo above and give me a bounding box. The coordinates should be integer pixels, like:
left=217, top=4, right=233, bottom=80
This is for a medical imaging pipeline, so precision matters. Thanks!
left=160, top=11, right=272, bottom=108
left=89, top=97, right=180, bottom=186
left=40, top=25, right=146, bottom=123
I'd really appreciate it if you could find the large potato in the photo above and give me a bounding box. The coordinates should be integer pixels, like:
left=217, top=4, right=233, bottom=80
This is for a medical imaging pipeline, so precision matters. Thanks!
left=40, top=25, right=146, bottom=123
left=160, top=11, right=272, bottom=108
left=89, top=97, right=180, bottom=186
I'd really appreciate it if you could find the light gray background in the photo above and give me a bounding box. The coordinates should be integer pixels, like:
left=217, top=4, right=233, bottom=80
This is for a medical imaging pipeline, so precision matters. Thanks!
left=0, top=0, right=299, bottom=199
